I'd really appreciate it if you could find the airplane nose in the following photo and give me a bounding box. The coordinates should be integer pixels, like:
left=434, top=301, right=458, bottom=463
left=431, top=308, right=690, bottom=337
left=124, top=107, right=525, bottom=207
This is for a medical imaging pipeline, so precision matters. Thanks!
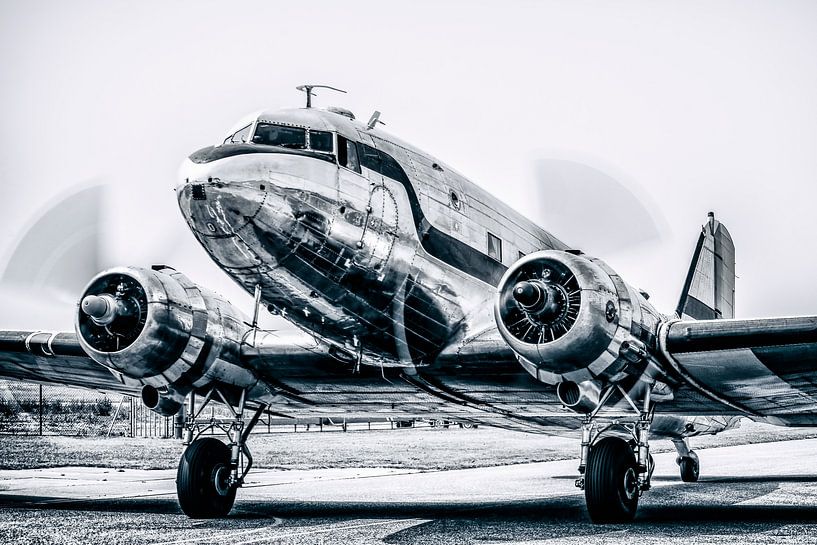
left=176, top=157, right=208, bottom=195
left=177, top=178, right=268, bottom=239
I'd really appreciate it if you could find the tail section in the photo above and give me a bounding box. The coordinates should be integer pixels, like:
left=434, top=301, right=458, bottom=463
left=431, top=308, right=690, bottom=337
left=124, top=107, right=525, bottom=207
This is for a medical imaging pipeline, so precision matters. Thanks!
left=676, top=212, right=735, bottom=320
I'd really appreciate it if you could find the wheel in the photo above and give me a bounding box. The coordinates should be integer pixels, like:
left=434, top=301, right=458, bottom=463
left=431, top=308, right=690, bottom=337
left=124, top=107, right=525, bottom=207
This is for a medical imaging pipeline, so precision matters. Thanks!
left=177, top=437, right=237, bottom=518
left=679, top=451, right=700, bottom=482
left=584, top=437, right=640, bottom=523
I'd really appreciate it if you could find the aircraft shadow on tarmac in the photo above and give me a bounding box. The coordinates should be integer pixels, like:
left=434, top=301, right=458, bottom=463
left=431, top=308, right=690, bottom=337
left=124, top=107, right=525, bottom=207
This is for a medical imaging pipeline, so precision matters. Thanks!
left=5, top=474, right=817, bottom=530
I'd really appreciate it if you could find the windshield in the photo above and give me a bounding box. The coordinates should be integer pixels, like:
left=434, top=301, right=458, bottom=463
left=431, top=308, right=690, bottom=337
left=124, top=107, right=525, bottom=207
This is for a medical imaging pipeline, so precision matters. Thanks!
left=223, top=124, right=251, bottom=145
left=252, top=123, right=306, bottom=149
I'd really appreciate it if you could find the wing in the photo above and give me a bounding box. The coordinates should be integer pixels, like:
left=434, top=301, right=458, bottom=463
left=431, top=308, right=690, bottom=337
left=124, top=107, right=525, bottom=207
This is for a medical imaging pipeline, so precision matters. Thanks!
left=659, top=316, right=817, bottom=424
left=0, top=330, right=141, bottom=395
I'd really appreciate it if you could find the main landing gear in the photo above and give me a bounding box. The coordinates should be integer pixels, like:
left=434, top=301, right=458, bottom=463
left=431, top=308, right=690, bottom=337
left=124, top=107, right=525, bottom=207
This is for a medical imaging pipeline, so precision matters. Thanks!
left=575, top=385, right=656, bottom=523
left=177, top=387, right=267, bottom=518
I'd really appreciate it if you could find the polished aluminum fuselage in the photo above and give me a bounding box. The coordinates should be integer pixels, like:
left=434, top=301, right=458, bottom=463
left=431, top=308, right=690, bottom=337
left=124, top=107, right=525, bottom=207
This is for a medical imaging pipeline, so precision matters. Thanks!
left=172, top=108, right=735, bottom=435
left=178, top=108, right=572, bottom=371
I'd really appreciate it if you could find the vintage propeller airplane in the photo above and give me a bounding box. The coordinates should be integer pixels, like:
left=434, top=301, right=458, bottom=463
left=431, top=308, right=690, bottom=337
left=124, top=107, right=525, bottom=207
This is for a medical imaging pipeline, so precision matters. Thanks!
left=1, top=85, right=814, bottom=523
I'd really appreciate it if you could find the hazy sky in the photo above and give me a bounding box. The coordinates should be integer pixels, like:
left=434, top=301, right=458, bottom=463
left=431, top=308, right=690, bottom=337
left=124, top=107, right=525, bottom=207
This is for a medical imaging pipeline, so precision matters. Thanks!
left=1, top=0, right=816, bottom=331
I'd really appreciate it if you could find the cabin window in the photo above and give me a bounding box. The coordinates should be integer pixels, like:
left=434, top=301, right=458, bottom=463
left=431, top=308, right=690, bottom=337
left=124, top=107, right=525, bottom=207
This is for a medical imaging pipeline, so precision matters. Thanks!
left=252, top=123, right=306, bottom=149
left=449, top=191, right=461, bottom=210
left=223, top=124, right=252, bottom=145
left=337, top=135, right=361, bottom=173
left=487, top=232, right=502, bottom=262
left=309, top=130, right=334, bottom=152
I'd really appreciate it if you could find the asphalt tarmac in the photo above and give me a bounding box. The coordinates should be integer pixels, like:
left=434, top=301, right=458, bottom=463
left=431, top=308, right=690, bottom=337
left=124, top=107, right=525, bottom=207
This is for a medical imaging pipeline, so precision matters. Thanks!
left=2, top=438, right=817, bottom=544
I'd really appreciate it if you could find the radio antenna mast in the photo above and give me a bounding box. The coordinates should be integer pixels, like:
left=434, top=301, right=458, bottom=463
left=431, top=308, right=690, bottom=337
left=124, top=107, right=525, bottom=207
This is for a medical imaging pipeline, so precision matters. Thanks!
left=296, top=84, right=347, bottom=108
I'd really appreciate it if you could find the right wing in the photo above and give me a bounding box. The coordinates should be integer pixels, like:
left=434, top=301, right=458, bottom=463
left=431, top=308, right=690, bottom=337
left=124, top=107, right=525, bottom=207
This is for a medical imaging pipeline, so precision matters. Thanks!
left=659, top=315, right=817, bottom=423
left=0, top=330, right=141, bottom=396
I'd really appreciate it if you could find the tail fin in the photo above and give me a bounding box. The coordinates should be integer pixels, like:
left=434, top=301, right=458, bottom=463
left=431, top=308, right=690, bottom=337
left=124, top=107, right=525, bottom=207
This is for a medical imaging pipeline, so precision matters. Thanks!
left=676, top=212, right=735, bottom=320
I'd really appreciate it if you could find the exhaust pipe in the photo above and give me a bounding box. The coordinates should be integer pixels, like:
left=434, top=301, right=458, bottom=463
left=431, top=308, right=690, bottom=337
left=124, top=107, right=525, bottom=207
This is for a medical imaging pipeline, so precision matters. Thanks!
left=141, top=384, right=185, bottom=417
left=557, top=380, right=602, bottom=414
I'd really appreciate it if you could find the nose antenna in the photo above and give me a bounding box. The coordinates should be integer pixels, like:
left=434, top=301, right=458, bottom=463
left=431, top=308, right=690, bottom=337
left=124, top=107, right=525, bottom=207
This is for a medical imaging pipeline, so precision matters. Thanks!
left=296, top=84, right=347, bottom=108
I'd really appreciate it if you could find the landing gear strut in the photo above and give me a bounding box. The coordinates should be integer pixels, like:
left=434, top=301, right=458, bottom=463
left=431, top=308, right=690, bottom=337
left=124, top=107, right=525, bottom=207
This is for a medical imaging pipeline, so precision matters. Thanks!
left=575, top=384, right=655, bottom=523
left=177, top=387, right=267, bottom=518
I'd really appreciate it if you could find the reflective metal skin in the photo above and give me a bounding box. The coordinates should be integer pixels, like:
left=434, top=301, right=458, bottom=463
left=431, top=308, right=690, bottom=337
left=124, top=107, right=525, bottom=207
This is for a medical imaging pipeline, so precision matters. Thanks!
left=494, top=250, right=663, bottom=385
left=1, top=97, right=816, bottom=522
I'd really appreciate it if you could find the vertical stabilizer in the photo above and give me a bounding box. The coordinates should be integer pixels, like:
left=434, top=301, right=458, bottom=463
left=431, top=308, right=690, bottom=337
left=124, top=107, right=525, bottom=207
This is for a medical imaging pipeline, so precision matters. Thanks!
left=676, top=212, right=735, bottom=320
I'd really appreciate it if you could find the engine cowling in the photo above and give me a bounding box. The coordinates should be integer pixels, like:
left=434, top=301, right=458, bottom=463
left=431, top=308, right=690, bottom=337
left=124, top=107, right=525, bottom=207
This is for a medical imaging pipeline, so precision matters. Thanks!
left=494, top=251, right=661, bottom=386
left=75, top=266, right=259, bottom=415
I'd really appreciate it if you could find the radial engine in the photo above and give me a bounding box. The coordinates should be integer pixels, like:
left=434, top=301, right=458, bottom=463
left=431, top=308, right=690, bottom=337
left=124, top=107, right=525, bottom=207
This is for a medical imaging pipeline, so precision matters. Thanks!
left=75, top=266, right=259, bottom=416
left=493, top=251, right=664, bottom=412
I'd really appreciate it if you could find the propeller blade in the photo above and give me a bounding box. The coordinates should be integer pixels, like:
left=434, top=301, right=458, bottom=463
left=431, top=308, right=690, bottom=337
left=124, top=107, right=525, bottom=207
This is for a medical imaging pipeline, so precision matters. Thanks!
left=1, top=184, right=105, bottom=298
left=531, top=158, right=669, bottom=255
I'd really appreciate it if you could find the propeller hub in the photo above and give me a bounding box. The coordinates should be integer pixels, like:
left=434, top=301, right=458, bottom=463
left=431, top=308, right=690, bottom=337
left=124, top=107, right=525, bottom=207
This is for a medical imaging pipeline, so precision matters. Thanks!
left=81, top=294, right=117, bottom=324
left=512, top=280, right=562, bottom=321
left=513, top=281, right=545, bottom=308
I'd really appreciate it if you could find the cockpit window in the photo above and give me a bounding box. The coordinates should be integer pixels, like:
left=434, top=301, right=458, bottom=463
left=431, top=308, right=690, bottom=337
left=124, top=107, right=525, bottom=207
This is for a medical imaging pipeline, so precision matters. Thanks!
left=310, top=130, right=333, bottom=153
left=252, top=123, right=306, bottom=149
left=337, top=135, right=361, bottom=173
left=223, top=124, right=252, bottom=145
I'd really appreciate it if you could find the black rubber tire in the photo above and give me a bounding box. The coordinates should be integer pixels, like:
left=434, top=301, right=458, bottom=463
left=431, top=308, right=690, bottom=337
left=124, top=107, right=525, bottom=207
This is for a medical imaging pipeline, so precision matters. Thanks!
left=177, top=437, right=237, bottom=518
left=679, top=455, right=700, bottom=482
left=585, top=437, right=640, bottom=523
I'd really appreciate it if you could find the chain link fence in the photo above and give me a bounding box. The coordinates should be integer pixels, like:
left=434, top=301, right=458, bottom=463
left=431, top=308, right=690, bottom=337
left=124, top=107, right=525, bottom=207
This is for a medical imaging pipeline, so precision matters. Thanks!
left=0, top=380, right=431, bottom=437
left=0, top=380, right=174, bottom=437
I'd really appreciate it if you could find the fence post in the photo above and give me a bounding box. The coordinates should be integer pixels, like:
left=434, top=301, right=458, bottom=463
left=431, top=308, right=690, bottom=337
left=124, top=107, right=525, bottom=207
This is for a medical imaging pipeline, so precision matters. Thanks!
left=38, top=385, right=43, bottom=436
left=107, top=396, right=126, bottom=437
left=173, top=399, right=185, bottom=440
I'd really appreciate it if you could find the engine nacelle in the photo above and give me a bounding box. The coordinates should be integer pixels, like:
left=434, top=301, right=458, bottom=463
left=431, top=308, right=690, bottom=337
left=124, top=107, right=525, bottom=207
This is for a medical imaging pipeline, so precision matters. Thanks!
left=75, top=266, right=259, bottom=414
left=494, top=251, right=662, bottom=386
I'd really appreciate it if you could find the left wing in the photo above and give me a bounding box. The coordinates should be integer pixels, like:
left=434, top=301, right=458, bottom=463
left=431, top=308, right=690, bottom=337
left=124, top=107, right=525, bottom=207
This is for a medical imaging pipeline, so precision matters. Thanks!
left=659, top=315, right=817, bottom=423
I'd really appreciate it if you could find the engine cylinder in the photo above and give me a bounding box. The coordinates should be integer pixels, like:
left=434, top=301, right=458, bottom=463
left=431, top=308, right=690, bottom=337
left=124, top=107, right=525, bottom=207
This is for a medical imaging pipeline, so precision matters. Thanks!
left=494, top=251, right=661, bottom=386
